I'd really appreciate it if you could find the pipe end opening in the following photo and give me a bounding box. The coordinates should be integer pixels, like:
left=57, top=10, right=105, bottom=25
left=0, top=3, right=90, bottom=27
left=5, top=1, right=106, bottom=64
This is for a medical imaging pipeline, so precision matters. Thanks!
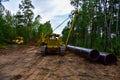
left=105, top=54, right=117, bottom=64
left=90, top=50, right=100, bottom=61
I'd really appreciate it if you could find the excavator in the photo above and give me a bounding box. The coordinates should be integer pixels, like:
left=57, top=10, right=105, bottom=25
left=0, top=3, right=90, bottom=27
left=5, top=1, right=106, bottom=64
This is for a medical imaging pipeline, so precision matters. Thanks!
left=39, top=9, right=78, bottom=56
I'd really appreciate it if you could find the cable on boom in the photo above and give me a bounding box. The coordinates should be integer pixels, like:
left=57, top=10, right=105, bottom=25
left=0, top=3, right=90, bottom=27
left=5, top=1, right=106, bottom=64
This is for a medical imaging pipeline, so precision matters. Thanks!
left=53, top=17, right=69, bottom=31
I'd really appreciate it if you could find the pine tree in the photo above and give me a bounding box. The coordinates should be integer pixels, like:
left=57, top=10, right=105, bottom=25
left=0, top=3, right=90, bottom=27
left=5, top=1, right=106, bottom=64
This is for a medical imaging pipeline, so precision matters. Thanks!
left=18, top=0, right=34, bottom=43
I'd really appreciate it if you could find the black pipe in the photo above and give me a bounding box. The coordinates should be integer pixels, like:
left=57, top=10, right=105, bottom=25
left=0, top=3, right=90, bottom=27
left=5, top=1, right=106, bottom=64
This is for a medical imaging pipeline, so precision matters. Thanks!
left=67, top=45, right=100, bottom=61
left=98, top=52, right=117, bottom=65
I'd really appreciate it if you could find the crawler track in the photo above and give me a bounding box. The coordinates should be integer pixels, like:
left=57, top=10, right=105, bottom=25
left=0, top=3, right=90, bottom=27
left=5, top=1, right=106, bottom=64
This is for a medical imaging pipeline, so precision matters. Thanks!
left=0, top=46, right=120, bottom=80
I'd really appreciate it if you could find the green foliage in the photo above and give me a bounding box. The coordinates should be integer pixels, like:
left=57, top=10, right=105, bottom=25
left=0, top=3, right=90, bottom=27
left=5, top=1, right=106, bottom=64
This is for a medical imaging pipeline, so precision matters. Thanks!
left=62, top=27, right=69, bottom=43
left=0, top=13, right=16, bottom=44
left=62, top=0, right=120, bottom=56
left=0, top=0, right=53, bottom=45
left=19, top=0, right=34, bottom=23
left=40, top=21, right=53, bottom=36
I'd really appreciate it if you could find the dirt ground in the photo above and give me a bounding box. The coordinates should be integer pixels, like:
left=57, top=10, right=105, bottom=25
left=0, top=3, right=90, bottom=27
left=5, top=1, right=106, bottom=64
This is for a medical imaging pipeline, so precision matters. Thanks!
left=0, top=46, right=120, bottom=80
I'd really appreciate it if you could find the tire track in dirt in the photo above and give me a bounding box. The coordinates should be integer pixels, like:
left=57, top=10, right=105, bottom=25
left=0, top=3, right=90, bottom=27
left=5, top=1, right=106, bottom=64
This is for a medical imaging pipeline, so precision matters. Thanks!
left=0, top=46, right=41, bottom=80
left=21, top=56, right=58, bottom=80
left=20, top=56, right=43, bottom=80
left=0, top=48, right=28, bottom=80
left=13, top=46, right=47, bottom=80
left=0, top=48, right=28, bottom=73
left=51, top=53, right=81, bottom=80
left=10, top=47, right=41, bottom=80
left=41, top=56, right=63, bottom=80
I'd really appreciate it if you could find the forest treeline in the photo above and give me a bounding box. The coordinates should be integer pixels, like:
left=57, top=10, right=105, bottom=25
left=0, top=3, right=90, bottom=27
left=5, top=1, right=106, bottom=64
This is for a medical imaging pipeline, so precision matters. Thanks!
left=0, top=0, right=52, bottom=45
left=0, top=0, right=120, bottom=55
left=62, top=0, right=120, bottom=55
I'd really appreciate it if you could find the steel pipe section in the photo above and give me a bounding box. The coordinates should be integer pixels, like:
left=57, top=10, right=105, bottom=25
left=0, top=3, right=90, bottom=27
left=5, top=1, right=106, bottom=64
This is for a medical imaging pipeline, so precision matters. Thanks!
left=67, top=45, right=100, bottom=61
left=98, top=52, right=117, bottom=65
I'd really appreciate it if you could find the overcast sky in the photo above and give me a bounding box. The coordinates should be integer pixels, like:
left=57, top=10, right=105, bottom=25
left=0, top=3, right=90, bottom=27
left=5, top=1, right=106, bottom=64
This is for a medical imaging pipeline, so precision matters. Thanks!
left=2, top=0, right=74, bottom=34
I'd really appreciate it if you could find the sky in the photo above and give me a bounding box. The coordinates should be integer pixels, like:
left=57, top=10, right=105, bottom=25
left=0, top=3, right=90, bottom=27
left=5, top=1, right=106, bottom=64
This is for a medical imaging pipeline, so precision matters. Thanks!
left=2, top=0, right=74, bottom=34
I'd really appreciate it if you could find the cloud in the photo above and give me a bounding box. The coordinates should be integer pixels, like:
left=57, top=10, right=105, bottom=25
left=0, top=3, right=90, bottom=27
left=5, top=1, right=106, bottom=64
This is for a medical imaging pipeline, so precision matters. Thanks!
left=51, top=14, right=70, bottom=34
left=2, top=0, right=21, bottom=14
left=3, top=0, right=74, bottom=34
left=33, top=0, right=74, bottom=22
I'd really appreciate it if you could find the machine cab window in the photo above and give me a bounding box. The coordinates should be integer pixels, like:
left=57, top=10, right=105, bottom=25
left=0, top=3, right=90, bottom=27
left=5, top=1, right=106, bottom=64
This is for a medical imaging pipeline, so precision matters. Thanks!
left=50, top=36, right=57, bottom=39
left=49, top=34, right=59, bottom=40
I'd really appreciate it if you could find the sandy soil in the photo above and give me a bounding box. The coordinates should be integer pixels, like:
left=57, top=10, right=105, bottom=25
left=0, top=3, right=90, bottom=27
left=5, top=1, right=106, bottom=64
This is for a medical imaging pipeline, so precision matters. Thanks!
left=0, top=46, right=120, bottom=80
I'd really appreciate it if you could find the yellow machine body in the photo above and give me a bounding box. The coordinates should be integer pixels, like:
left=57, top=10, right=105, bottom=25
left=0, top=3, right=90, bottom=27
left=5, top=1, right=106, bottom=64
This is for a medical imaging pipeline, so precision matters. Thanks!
left=40, top=33, right=65, bottom=56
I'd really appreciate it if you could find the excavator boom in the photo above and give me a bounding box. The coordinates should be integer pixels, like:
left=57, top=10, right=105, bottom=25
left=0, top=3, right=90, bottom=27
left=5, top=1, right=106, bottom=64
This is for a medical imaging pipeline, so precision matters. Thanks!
left=65, top=10, right=78, bottom=49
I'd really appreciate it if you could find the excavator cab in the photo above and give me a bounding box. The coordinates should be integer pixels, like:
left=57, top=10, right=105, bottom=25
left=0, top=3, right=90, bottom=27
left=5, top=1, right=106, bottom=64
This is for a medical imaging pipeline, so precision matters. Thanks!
left=47, top=34, right=60, bottom=49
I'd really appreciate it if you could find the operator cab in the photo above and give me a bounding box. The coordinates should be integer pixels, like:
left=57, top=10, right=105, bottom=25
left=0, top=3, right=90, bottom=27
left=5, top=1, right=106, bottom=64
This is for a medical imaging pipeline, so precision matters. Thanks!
left=49, top=33, right=60, bottom=40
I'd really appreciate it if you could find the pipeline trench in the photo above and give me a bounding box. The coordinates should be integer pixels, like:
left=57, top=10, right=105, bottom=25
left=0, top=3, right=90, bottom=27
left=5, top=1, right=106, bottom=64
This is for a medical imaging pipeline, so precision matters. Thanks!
left=0, top=46, right=120, bottom=80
